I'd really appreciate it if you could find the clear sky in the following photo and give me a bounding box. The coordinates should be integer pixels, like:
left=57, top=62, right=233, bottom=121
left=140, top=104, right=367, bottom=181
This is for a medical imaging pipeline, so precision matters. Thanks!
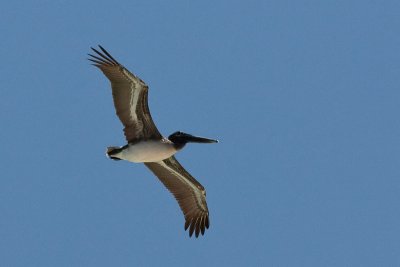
left=1, top=0, right=399, bottom=266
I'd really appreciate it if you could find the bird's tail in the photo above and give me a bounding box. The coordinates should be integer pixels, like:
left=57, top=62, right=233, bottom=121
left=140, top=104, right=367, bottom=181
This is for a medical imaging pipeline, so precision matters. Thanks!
left=106, top=146, right=123, bottom=160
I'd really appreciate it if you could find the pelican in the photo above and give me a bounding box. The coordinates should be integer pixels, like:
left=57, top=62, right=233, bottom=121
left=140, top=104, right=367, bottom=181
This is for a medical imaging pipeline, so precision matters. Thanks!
left=88, top=46, right=218, bottom=237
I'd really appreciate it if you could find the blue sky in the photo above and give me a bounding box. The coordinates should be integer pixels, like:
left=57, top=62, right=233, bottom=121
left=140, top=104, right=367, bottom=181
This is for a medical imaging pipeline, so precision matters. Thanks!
left=1, top=0, right=399, bottom=266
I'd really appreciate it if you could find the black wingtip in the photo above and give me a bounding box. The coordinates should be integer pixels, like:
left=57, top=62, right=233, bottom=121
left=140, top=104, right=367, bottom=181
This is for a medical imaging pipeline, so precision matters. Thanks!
left=98, top=45, right=120, bottom=64
left=90, top=46, right=116, bottom=65
left=90, top=47, right=97, bottom=54
left=184, top=215, right=209, bottom=238
left=189, top=220, right=196, bottom=237
left=201, top=226, right=205, bottom=236
left=184, top=220, right=190, bottom=231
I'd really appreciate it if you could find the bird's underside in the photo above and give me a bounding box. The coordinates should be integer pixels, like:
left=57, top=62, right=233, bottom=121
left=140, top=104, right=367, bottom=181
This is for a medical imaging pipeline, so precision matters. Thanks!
left=88, top=45, right=211, bottom=237
left=109, top=140, right=177, bottom=163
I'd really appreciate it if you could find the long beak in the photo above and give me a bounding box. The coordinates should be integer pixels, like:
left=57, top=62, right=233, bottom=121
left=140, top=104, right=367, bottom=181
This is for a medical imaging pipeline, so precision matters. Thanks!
left=185, top=134, right=219, bottom=144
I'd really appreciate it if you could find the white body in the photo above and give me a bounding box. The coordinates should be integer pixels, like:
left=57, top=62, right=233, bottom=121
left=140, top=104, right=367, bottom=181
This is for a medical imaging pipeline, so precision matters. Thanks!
left=115, top=140, right=178, bottom=163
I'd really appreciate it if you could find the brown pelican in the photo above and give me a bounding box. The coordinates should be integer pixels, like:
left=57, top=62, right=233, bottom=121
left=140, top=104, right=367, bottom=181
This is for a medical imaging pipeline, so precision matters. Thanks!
left=88, top=46, right=218, bottom=237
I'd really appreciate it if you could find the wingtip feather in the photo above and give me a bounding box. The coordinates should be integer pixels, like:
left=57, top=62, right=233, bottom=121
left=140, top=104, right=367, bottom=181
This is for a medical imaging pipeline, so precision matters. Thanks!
left=189, top=219, right=196, bottom=237
left=98, top=45, right=120, bottom=65
left=184, top=219, right=190, bottom=231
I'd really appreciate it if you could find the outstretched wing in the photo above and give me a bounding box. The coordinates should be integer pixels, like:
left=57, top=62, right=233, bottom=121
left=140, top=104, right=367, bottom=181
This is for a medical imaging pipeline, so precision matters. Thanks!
left=88, top=45, right=162, bottom=143
left=145, top=156, right=210, bottom=237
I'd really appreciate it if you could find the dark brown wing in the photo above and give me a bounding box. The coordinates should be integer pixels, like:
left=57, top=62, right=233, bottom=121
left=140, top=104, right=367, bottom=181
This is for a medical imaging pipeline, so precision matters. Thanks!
left=145, top=156, right=210, bottom=237
left=88, top=45, right=162, bottom=142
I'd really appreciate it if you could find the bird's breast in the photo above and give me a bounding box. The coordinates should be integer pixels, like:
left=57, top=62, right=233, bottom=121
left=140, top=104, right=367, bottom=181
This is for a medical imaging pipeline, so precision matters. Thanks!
left=119, top=141, right=177, bottom=163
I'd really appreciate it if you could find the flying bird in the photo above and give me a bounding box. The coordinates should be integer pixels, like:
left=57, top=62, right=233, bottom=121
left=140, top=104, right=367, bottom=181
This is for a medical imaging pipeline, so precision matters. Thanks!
left=88, top=46, right=218, bottom=237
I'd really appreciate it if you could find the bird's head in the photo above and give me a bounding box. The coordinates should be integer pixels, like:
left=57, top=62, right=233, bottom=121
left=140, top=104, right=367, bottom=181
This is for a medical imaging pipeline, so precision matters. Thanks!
left=168, top=131, right=218, bottom=150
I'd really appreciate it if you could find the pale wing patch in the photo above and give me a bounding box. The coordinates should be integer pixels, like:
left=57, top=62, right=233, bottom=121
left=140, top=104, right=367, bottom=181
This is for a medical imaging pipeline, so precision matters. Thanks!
left=129, top=83, right=143, bottom=134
